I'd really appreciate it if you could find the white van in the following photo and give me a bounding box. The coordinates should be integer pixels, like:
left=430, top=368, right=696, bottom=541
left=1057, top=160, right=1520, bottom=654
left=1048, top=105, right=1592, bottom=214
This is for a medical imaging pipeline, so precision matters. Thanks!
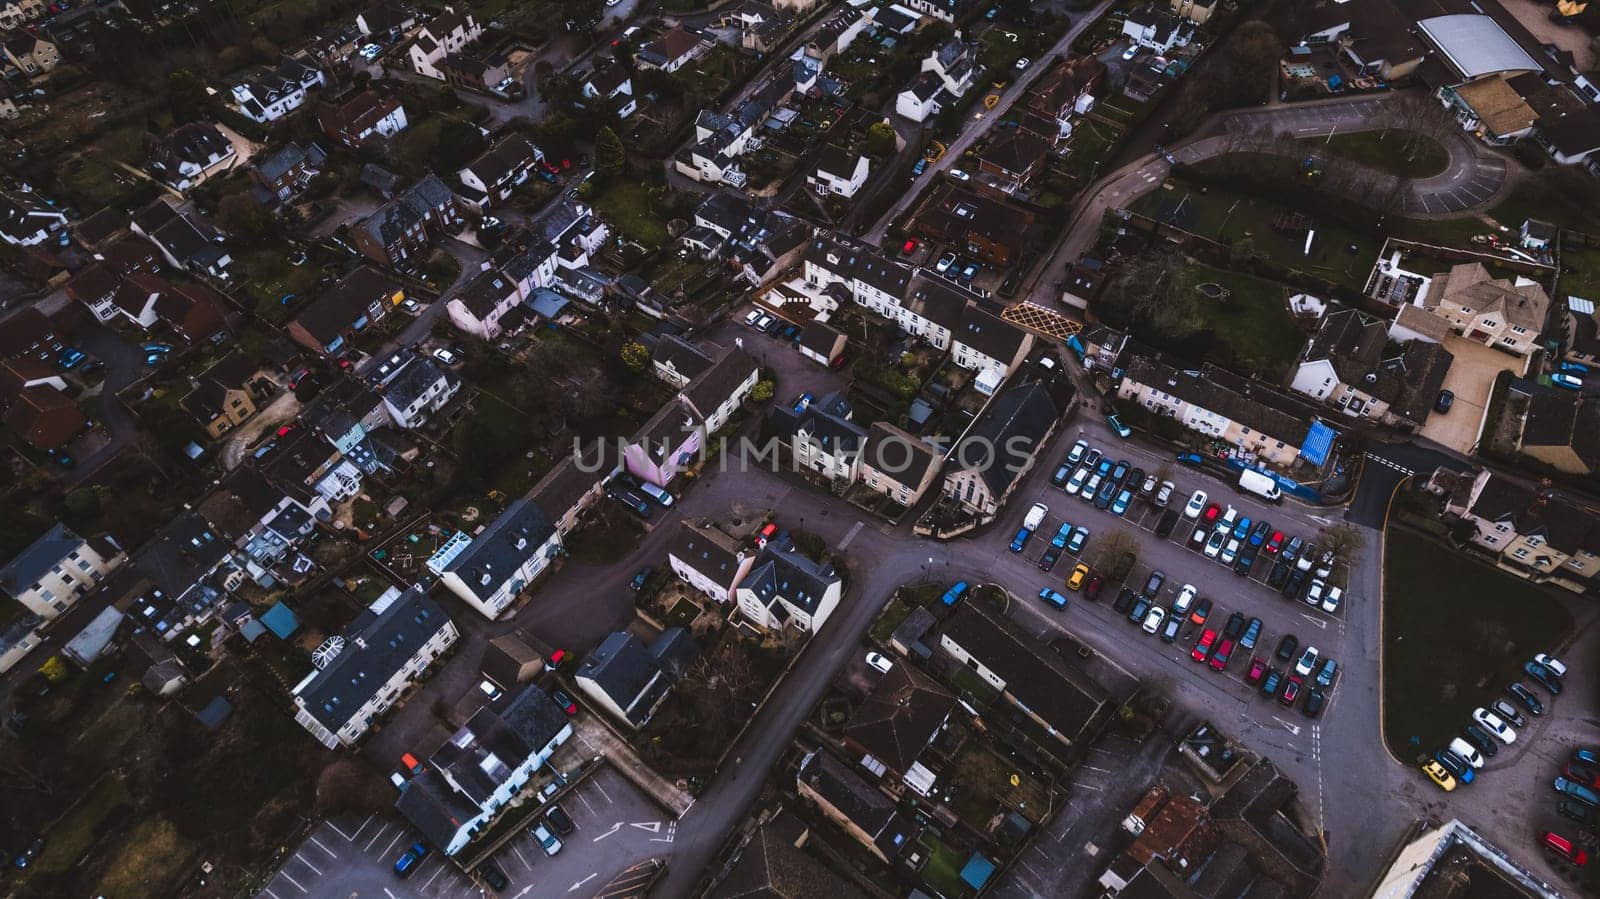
left=1239, top=469, right=1283, bottom=502
left=637, top=481, right=675, bottom=507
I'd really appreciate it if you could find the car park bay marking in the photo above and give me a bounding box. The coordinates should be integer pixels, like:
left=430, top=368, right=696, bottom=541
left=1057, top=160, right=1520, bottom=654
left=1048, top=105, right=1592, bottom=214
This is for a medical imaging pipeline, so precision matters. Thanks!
left=569, top=873, right=599, bottom=892
left=1301, top=614, right=1327, bottom=629
left=308, top=835, right=338, bottom=859
left=1271, top=716, right=1302, bottom=736
left=592, top=823, right=622, bottom=842
left=838, top=520, right=864, bottom=549
left=651, top=821, right=678, bottom=844
left=513, top=844, right=531, bottom=870
left=262, top=888, right=282, bottom=899
left=379, top=828, right=405, bottom=858
left=278, top=870, right=308, bottom=894
left=364, top=822, right=392, bottom=853
left=384, top=888, right=400, bottom=899
left=293, top=853, right=323, bottom=876
left=630, top=822, right=662, bottom=832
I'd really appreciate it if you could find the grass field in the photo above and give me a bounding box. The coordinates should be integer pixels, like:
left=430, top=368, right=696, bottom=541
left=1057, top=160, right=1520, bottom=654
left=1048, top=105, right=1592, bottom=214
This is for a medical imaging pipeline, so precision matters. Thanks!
left=1305, top=130, right=1448, bottom=179
left=1382, top=528, right=1574, bottom=761
left=1188, top=264, right=1304, bottom=380
left=592, top=181, right=669, bottom=249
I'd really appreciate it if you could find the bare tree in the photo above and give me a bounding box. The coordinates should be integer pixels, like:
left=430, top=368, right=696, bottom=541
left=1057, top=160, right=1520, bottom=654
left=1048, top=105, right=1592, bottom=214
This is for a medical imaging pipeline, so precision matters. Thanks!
left=1319, top=524, right=1366, bottom=567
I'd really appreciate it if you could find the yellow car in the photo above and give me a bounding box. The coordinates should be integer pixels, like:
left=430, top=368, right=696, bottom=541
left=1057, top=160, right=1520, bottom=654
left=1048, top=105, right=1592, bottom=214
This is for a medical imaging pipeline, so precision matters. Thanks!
left=1066, top=563, right=1091, bottom=591
left=1421, top=760, right=1457, bottom=792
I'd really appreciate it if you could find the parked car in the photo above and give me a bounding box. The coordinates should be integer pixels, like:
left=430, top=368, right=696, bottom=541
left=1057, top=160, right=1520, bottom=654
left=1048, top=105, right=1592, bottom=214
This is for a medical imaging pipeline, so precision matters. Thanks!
left=1205, top=530, right=1227, bottom=559
left=1302, top=687, right=1326, bottom=718
left=865, top=652, right=893, bottom=674
left=1189, top=597, right=1212, bottom=625
left=1294, top=646, right=1319, bottom=677
left=1543, top=831, right=1590, bottom=866
left=1066, top=439, right=1088, bottom=466
left=1144, top=570, right=1165, bottom=596
left=1524, top=660, right=1564, bottom=694
left=1320, top=585, right=1343, bottom=614
left=1491, top=699, right=1526, bottom=728
left=1275, top=633, right=1298, bottom=662
left=1472, top=707, right=1517, bottom=744
left=1176, top=451, right=1205, bottom=467
left=12, top=838, right=44, bottom=870
left=551, top=689, right=578, bottom=716
left=531, top=823, right=563, bottom=856
left=1434, top=749, right=1475, bottom=783
left=1315, top=658, right=1338, bottom=688
left=1448, top=738, right=1485, bottom=769
left=1065, top=465, right=1091, bottom=496
left=1127, top=594, right=1152, bottom=623
left=1507, top=682, right=1545, bottom=716
left=1191, top=629, right=1218, bottom=662
left=1208, top=638, right=1236, bottom=671
left=941, top=581, right=970, bottom=606
left=1111, top=489, right=1133, bottom=516
left=1141, top=606, right=1166, bottom=634
left=544, top=804, right=575, bottom=836
left=1155, top=481, right=1175, bottom=506
left=1282, top=568, right=1309, bottom=600
left=1189, top=524, right=1210, bottom=551
left=1107, top=413, right=1132, bottom=438
left=395, top=842, right=431, bottom=877
left=1184, top=490, right=1207, bottom=519
left=1160, top=615, right=1182, bottom=643
left=1067, top=563, right=1090, bottom=591
left=1534, top=653, right=1568, bottom=678
left=1560, top=798, right=1599, bottom=825
left=1551, top=372, right=1583, bottom=391
left=1039, top=546, right=1062, bottom=572
left=1155, top=509, right=1179, bottom=537
left=1554, top=776, right=1600, bottom=806
left=1267, top=560, right=1291, bottom=589
left=1222, top=612, right=1246, bottom=639
left=1279, top=674, right=1303, bottom=707
left=1220, top=538, right=1240, bottom=565
left=1172, top=584, right=1197, bottom=615
left=1435, top=390, right=1454, bottom=413
left=1113, top=588, right=1137, bottom=614
left=478, top=864, right=509, bottom=890
left=1246, top=656, right=1267, bottom=685
left=1461, top=723, right=1499, bottom=758
left=1240, top=617, right=1263, bottom=651
left=1067, top=526, right=1090, bottom=554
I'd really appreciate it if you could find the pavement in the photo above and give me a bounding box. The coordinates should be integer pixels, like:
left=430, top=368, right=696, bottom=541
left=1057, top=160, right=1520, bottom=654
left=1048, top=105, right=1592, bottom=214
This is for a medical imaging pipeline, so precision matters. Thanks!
left=1418, top=335, right=1525, bottom=456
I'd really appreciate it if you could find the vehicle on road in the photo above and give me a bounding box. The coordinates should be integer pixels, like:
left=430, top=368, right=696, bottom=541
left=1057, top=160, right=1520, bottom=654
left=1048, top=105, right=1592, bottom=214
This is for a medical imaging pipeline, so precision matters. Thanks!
left=1473, top=707, right=1517, bottom=744
left=950, top=169, right=971, bottom=182
left=1015, top=56, right=1030, bottom=69
left=1038, top=587, right=1068, bottom=609
left=941, top=582, right=969, bottom=606
left=865, top=652, right=893, bottom=674
left=1176, top=451, right=1205, bottom=467
left=1067, top=563, right=1090, bottom=591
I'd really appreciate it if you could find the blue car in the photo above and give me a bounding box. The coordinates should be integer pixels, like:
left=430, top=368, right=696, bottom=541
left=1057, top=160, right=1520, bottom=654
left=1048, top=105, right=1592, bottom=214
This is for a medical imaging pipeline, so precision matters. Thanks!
left=1552, top=372, right=1583, bottom=391
left=1176, top=452, right=1204, bottom=467
left=1066, top=526, right=1089, bottom=554
left=1009, top=527, right=1032, bottom=552
left=1232, top=516, right=1251, bottom=541
left=141, top=343, right=172, bottom=354
left=1111, top=489, right=1133, bottom=516
left=1559, top=361, right=1590, bottom=374
left=395, top=842, right=431, bottom=877
left=1094, top=457, right=1114, bottom=478
left=58, top=348, right=85, bottom=369
left=1050, top=522, right=1072, bottom=548
left=1107, top=413, right=1131, bottom=438
left=792, top=392, right=815, bottom=413
left=1038, top=588, right=1068, bottom=609
left=941, top=581, right=969, bottom=606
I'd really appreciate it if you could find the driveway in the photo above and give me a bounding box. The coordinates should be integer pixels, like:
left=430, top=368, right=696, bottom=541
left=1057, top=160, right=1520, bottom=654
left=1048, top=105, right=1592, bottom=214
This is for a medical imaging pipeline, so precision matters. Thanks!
left=1419, top=335, right=1526, bottom=455
left=66, top=318, right=144, bottom=484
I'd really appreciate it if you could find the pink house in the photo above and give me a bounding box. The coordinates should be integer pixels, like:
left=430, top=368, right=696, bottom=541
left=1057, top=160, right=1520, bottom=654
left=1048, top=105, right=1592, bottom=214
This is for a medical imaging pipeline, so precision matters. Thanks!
left=624, top=401, right=703, bottom=487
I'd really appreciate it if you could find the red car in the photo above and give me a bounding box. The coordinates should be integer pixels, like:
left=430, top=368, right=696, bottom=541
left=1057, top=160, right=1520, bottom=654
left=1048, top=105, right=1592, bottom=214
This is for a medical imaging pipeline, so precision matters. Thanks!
left=1280, top=674, right=1303, bottom=706
left=275, top=424, right=294, bottom=437
left=902, top=238, right=919, bottom=255
left=1563, top=760, right=1600, bottom=789
left=400, top=752, right=425, bottom=775
left=1208, top=638, right=1236, bottom=671
left=1266, top=531, right=1285, bottom=554
left=1085, top=575, right=1105, bottom=601
left=1191, top=629, right=1218, bottom=662
left=1245, top=656, right=1267, bottom=685
left=1202, top=503, right=1221, bottom=524
left=756, top=522, right=778, bottom=547
left=551, top=688, right=578, bottom=716
left=546, top=648, right=567, bottom=670
left=1544, top=831, right=1590, bottom=865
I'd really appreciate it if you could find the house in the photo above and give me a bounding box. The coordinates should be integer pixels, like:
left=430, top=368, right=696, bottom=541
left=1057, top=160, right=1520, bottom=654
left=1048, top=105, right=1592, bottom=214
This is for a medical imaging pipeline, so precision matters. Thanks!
left=732, top=1, right=793, bottom=53
left=0, top=357, right=65, bottom=397
left=259, top=427, right=365, bottom=510
left=859, top=422, right=944, bottom=508
left=0, top=523, right=123, bottom=619
left=288, top=265, right=406, bottom=355
left=676, top=108, right=759, bottom=188
left=651, top=335, right=714, bottom=388
left=1438, top=73, right=1542, bottom=147
left=906, top=180, right=1036, bottom=268
left=129, top=199, right=233, bottom=282
left=0, top=0, right=44, bottom=29
left=408, top=7, right=485, bottom=80
left=770, top=395, right=867, bottom=483
left=952, top=305, right=1034, bottom=391
left=1289, top=0, right=1426, bottom=82
left=1, top=30, right=58, bottom=76
left=378, top=351, right=460, bottom=428
left=680, top=346, right=759, bottom=435
left=734, top=537, right=843, bottom=633
left=922, top=36, right=978, bottom=100
left=574, top=628, right=697, bottom=729
left=1118, top=356, right=1323, bottom=468
left=1433, top=467, right=1600, bottom=594
left=685, top=192, right=808, bottom=286
left=231, top=56, right=324, bottom=123
left=483, top=632, right=544, bottom=687
left=580, top=61, right=637, bottom=119
left=1533, top=97, right=1600, bottom=166
left=317, top=90, right=409, bottom=150
left=304, top=22, right=362, bottom=67
left=350, top=175, right=463, bottom=271
left=896, top=72, right=946, bottom=122
left=147, top=122, right=236, bottom=192
left=438, top=48, right=511, bottom=94
left=796, top=320, right=847, bottom=367
left=943, top=379, right=1060, bottom=518
left=936, top=600, right=1113, bottom=754
left=1564, top=297, right=1600, bottom=367
left=291, top=587, right=457, bottom=747
left=668, top=520, right=753, bottom=603
left=448, top=270, right=521, bottom=340
left=298, top=378, right=393, bottom=478
left=0, top=307, right=58, bottom=362
left=181, top=351, right=265, bottom=438
left=1288, top=308, right=1454, bottom=428
left=624, top=400, right=704, bottom=488
left=841, top=661, right=956, bottom=792
left=902, top=0, right=969, bottom=23
left=356, top=3, right=415, bottom=40
left=637, top=25, right=713, bottom=73
left=1419, top=261, right=1549, bottom=356
left=978, top=129, right=1052, bottom=192
left=250, top=141, right=327, bottom=203
left=1121, top=4, right=1190, bottom=53
left=429, top=499, right=562, bottom=620
left=0, top=613, right=43, bottom=675
left=458, top=135, right=542, bottom=206
left=527, top=446, right=611, bottom=536
left=711, top=811, right=869, bottom=899
left=1514, top=387, right=1600, bottom=475
left=796, top=750, right=918, bottom=863
left=801, top=235, right=913, bottom=319
left=0, top=187, right=67, bottom=247
left=1171, top=0, right=1216, bottom=24
left=807, top=144, right=870, bottom=199
left=5, top=386, right=85, bottom=451
left=396, top=685, right=572, bottom=855
left=101, top=233, right=161, bottom=279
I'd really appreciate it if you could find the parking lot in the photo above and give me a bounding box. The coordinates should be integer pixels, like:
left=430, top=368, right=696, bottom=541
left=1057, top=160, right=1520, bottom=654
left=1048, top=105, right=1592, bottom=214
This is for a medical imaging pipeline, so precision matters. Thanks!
left=257, top=764, right=672, bottom=899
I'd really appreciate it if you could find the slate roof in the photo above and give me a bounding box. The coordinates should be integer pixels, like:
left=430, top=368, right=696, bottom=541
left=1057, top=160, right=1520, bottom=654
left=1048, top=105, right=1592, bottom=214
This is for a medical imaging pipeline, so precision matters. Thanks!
left=903, top=276, right=969, bottom=332
left=770, top=402, right=867, bottom=457
left=814, top=143, right=864, bottom=180
left=132, top=511, right=227, bottom=599
left=740, top=541, right=840, bottom=616
left=668, top=520, right=747, bottom=586
left=639, top=25, right=706, bottom=67
left=842, top=661, right=955, bottom=775
left=803, top=236, right=912, bottom=299
left=395, top=768, right=481, bottom=849
left=255, top=141, right=325, bottom=183
left=1124, top=355, right=1314, bottom=447
left=680, top=347, right=757, bottom=422
left=147, top=122, right=233, bottom=178
left=797, top=320, right=844, bottom=359
left=1424, top=262, right=1549, bottom=332
left=383, top=353, right=454, bottom=411
left=796, top=750, right=917, bottom=860
left=712, top=811, right=868, bottom=899
left=298, top=587, right=453, bottom=731
left=653, top=334, right=714, bottom=381
left=441, top=499, right=556, bottom=597
left=0, top=523, right=86, bottom=598
left=575, top=630, right=684, bottom=726
left=955, top=304, right=1028, bottom=363
left=951, top=380, right=1058, bottom=496
left=428, top=684, right=570, bottom=804
left=463, top=135, right=538, bottom=188
left=1520, top=391, right=1600, bottom=468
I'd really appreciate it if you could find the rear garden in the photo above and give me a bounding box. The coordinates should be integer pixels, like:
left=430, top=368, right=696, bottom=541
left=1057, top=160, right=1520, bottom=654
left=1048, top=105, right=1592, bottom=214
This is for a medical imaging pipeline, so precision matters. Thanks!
left=1381, top=527, right=1575, bottom=761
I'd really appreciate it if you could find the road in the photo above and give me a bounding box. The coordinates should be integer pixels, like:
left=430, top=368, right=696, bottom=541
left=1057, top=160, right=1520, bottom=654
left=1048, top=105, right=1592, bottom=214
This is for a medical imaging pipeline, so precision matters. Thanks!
left=862, top=0, right=1119, bottom=246
left=65, top=318, right=145, bottom=483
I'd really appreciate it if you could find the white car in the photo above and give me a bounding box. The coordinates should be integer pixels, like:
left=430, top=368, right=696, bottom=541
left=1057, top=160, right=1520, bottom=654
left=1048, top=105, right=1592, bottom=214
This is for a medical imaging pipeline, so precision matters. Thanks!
left=1448, top=738, right=1485, bottom=768
left=935, top=252, right=957, bottom=273
left=1155, top=481, right=1175, bottom=507
left=1304, top=579, right=1327, bottom=608
left=743, top=309, right=762, bottom=326
left=1184, top=490, right=1207, bottom=519
left=401, top=298, right=424, bottom=315
left=1294, top=646, right=1319, bottom=677
left=1220, top=538, right=1240, bottom=565
left=1204, top=530, right=1226, bottom=559
left=865, top=652, right=892, bottom=674
left=949, top=169, right=971, bottom=182
left=1173, top=584, right=1196, bottom=615
left=1121, top=44, right=1139, bottom=60
left=1014, top=57, right=1030, bottom=70
left=1065, top=465, right=1090, bottom=496
left=1217, top=507, right=1238, bottom=532
left=1472, top=707, right=1517, bottom=744
left=755, top=313, right=775, bottom=330
left=1321, top=585, right=1343, bottom=614
left=1081, top=473, right=1103, bottom=500
left=432, top=347, right=458, bottom=365
left=1535, top=653, right=1567, bottom=678
left=478, top=680, right=503, bottom=700
left=1141, top=606, right=1165, bottom=634
left=531, top=822, right=563, bottom=856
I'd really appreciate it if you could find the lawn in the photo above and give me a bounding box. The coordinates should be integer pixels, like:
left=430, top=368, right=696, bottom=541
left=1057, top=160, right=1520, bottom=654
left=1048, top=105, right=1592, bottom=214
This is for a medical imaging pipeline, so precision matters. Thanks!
left=27, top=777, right=131, bottom=876
left=1558, top=245, right=1600, bottom=303
left=591, top=181, right=669, bottom=249
left=947, top=741, right=1053, bottom=827
left=1188, top=264, right=1304, bottom=381
left=917, top=834, right=974, bottom=898
left=1303, top=130, right=1448, bottom=179
left=1382, top=528, right=1575, bottom=761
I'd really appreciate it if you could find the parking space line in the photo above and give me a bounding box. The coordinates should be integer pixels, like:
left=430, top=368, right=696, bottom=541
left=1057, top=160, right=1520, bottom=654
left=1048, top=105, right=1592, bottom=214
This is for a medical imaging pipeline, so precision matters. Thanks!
left=328, top=819, right=357, bottom=841
left=309, top=835, right=339, bottom=859
left=384, top=888, right=400, bottom=899
left=380, top=827, right=405, bottom=858
left=293, top=853, right=323, bottom=877
left=364, top=822, right=391, bottom=853
left=591, top=778, right=612, bottom=805
left=421, top=860, right=446, bottom=889
left=262, top=888, right=282, bottom=899
left=575, top=790, right=599, bottom=816
left=279, top=871, right=309, bottom=894
left=514, top=843, right=532, bottom=870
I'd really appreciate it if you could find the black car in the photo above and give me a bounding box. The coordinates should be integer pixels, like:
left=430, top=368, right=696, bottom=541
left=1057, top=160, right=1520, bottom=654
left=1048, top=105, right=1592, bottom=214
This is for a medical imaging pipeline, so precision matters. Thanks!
left=1154, top=509, right=1179, bottom=538
left=545, top=804, right=575, bottom=835
left=1281, top=568, right=1308, bottom=600
left=1234, top=543, right=1259, bottom=576
left=1188, top=596, right=1212, bottom=625
left=629, top=567, right=653, bottom=591
left=1507, top=682, right=1545, bottom=716
left=1435, top=389, right=1454, bottom=414
left=1039, top=547, right=1062, bottom=572
left=1433, top=748, right=1471, bottom=779
left=1560, top=798, right=1599, bottom=825
left=1094, top=478, right=1117, bottom=509
left=1126, top=468, right=1145, bottom=495
left=1113, top=588, right=1137, bottom=614
left=1302, top=687, right=1326, bottom=718
left=1524, top=660, right=1563, bottom=694
left=1127, top=594, right=1152, bottom=624
left=478, top=864, right=509, bottom=891
left=1461, top=723, right=1500, bottom=757
left=1223, top=612, right=1246, bottom=639
left=1144, top=570, right=1166, bottom=596
left=1160, top=616, right=1182, bottom=643
left=1050, top=464, right=1072, bottom=487
left=1275, top=633, right=1299, bottom=662
left=1267, top=560, right=1291, bottom=589
left=1260, top=667, right=1283, bottom=696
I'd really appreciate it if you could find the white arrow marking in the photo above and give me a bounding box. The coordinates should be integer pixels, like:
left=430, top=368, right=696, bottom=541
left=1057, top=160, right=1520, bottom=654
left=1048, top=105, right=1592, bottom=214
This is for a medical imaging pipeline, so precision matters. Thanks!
left=569, top=873, right=598, bottom=892
left=591, top=823, right=621, bottom=843
left=629, top=822, right=662, bottom=832
left=512, top=886, right=534, bottom=899
left=1272, top=716, right=1302, bottom=736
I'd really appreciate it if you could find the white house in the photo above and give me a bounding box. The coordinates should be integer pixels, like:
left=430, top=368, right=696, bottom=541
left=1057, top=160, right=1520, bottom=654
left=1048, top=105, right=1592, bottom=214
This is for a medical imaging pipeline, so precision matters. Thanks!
left=636, top=25, right=712, bottom=73
left=231, top=56, right=324, bottom=123
left=147, top=122, right=237, bottom=192
left=574, top=629, right=696, bottom=729
left=770, top=397, right=866, bottom=483
left=807, top=145, right=870, bottom=198
left=667, top=520, right=753, bottom=603
left=1122, top=4, right=1190, bottom=53
left=581, top=61, right=637, bottom=119
left=377, top=352, right=460, bottom=428
left=951, top=305, right=1033, bottom=392
left=457, top=135, right=542, bottom=206
left=409, top=7, right=485, bottom=81
left=922, top=37, right=977, bottom=99
left=896, top=72, right=945, bottom=122
left=395, top=685, right=572, bottom=855
left=0, top=187, right=66, bottom=247
left=291, top=587, right=459, bottom=748
left=0, top=524, right=124, bottom=620
left=428, top=499, right=562, bottom=620
left=735, top=540, right=843, bottom=633
left=678, top=347, right=760, bottom=434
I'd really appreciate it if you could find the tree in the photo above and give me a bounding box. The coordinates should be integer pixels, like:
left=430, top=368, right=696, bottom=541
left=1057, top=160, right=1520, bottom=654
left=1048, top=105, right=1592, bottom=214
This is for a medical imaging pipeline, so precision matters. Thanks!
left=595, top=126, right=626, bottom=181
left=63, top=487, right=101, bottom=521
left=1086, top=529, right=1139, bottom=577
left=865, top=121, right=896, bottom=158
left=1319, top=524, right=1365, bottom=567
left=167, top=69, right=209, bottom=123
left=620, top=341, right=649, bottom=371
left=1097, top=248, right=1201, bottom=342
left=751, top=379, right=774, bottom=403
left=218, top=193, right=274, bottom=241
left=314, top=759, right=392, bottom=818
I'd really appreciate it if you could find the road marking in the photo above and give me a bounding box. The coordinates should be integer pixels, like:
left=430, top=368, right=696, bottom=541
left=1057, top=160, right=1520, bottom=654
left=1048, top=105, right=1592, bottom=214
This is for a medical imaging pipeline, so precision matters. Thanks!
left=575, top=790, right=599, bottom=816
left=591, top=823, right=621, bottom=842
left=331, top=817, right=362, bottom=841
left=1080, top=766, right=1112, bottom=773
left=629, top=822, right=662, bottom=832
left=576, top=731, right=597, bottom=752
left=513, top=886, right=534, bottom=899
left=1271, top=716, right=1302, bottom=736
left=422, top=862, right=446, bottom=889
left=514, top=844, right=531, bottom=870
left=364, top=822, right=391, bottom=853
left=1075, top=782, right=1103, bottom=791
left=384, top=889, right=400, bottom=899
left=262, top=888, right=282, bottom=899
left=309, top=835, right=338, bottom=859
left=838, top=520, right=865, bottom=549
left=569, top=873, right=598, bottom=892
left=294, top=853, right=323, bottom=876
left=379, top=827, right=405, bottom=858
left=591, top=777, right=613, bottom=805
left=1301, top=614, right=1327, bottom=630
left=279, top=871, right=308, bottom=894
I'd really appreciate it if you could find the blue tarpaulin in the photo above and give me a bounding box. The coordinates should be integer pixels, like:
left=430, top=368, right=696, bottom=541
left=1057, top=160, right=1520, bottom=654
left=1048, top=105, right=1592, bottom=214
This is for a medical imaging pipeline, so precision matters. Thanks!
left=261, top=602, right=299, bottom=639
left=1301, top=420, right=1336, bottom=466
left=961, top=855, right=996, bottom=889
